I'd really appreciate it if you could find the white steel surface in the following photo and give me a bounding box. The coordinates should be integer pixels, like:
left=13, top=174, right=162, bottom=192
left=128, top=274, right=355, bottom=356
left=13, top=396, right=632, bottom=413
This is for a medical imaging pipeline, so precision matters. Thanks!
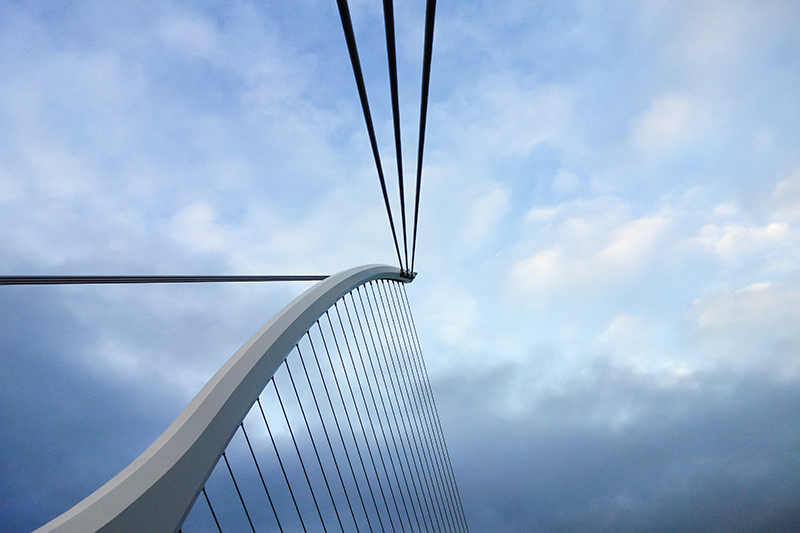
left=34, top=264, right=408, bottom=533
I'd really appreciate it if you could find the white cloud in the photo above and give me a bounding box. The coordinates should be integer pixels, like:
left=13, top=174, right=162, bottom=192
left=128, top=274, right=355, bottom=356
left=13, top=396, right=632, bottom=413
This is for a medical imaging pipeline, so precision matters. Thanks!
left=552, top=168, right=581, bottom=196
left=424, top=282, right=479, bottom=353
left=462, top=184, right=510, bottom=246
left=157, top=16, right=220, bottom=59
left=692, top=281, right=800, bottom=378
left=510, top=208, right=673, bottom=301
left=692, top=221, right=789, bottom=258
left=441, top=76, right=577, bottom=160
left=170, top=200, right=229, bottom=253
left=631, top=96, right=702, bottom=153
left=771, top=168, right=800, bottom=222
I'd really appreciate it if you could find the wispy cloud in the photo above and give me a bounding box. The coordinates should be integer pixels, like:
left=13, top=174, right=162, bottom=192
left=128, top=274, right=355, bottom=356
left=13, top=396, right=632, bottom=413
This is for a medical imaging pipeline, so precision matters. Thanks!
left=2, top=0, right=800, bottom=531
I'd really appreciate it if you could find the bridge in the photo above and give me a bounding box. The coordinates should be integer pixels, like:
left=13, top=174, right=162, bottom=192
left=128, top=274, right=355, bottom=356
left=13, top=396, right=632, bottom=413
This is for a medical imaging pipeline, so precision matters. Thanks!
left=32, top=265, right=468, bottom=533
left=10, top=1, right=456, bottom=530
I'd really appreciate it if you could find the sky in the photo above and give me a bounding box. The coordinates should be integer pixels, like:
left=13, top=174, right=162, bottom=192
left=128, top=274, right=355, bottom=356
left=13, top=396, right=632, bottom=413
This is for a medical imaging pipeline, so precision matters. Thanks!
left=1, top=0, right=800, bottom=531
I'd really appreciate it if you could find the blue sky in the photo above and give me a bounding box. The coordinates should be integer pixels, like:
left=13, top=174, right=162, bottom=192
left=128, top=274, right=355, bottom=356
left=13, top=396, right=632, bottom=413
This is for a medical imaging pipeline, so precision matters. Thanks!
left=2, top=0, right=800, bottom=531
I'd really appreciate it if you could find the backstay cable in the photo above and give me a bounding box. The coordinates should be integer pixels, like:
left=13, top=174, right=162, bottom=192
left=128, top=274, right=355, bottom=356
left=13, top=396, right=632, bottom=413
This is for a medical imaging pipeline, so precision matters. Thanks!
left=382, top=0, right=409, bottom=270
left=336, top=0, right=404, bottom=270
left=411, top=0, right=437, bottom=273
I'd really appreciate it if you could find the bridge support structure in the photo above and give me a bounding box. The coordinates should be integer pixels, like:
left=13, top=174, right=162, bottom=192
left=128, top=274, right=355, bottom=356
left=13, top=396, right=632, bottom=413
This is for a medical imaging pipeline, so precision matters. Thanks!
left=34, top=265, right=421, bottom=533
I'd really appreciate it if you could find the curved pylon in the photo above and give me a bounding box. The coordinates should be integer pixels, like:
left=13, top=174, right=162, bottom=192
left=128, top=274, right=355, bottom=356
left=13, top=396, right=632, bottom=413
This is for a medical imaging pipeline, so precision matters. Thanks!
left=34, top=264, right=409, bottom=533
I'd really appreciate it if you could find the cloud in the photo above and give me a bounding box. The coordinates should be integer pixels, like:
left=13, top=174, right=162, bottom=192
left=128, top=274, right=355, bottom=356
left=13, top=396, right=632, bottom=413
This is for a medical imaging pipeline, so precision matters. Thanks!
left=552, top=168, right=581, bottom=196
left=3, top=0, right=800, bottom=532
left=771, top=168, right=800, bottom=222
left=691, top=281, right=800, bottom=378
left=630, top=95, right=712, bottom=157
left=170, top=200, right=230, bottom=253
left=436, top=75, right=577, bottom=162
left=510, top=205, right=673, bottom=301
left=461, top=184, right=510, bottom=246
left=692, top=221, right=790, bottom=258
left=157, top=15, right=220, bottom=59
left=435, top=357, right=800, bottom=533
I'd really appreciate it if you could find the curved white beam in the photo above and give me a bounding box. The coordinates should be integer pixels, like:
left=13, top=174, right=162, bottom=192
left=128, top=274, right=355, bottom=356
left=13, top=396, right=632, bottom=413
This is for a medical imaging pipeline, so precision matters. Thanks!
left=34, top=264, right=409, bottom=533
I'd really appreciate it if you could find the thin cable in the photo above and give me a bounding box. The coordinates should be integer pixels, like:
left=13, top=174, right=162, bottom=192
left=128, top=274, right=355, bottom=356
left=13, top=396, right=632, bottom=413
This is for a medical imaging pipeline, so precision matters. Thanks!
left=383, top=282, right=462, bottom=532
left=241, top=422, right=284, bottom=533
left=340, top=294, right=421, bottom=532
left=376, top=281, right=457, bottom=533
left=0, top=275, right=328, bottom=285
left=326, top=309, right=398, bottom=533
left=335, top=0, right=404, bottom=269
left=222, top=452, right=257, bottom=533
left=354, top=286, right=435, bottom=533
left=274, top=376, right=330, bottom=533
left=344, top=292, right=427, bottom=533
left=296, top=339, right=361, bottom=533
left=356, top=286, right=440, bottom=533
left=380, top=281, right=459, bottom=532
left=389, top=281, right=465, bottom=532
left=258, top=395, right=309, bottom=533
left=202, top=487, right=224, bottom=533
left=200, top=487, right=224, bottom=533
left=383, top=0, right=408, bottom=270
left=410, top=0, right=438, bottom=273
left=363, top=283, right=449, bottom=533
left=319, top=315, right=385, bottom=533
left=286, top=355, right=346, bottom=533
left=310, top=326, right=375, bottom=533
left=332, top=301, right=410, bottom=533
left=395, top=285, right=470, bottom=532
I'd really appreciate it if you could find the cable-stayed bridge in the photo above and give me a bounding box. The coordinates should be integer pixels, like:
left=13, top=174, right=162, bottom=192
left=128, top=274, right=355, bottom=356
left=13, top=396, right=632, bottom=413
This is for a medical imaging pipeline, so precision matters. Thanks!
left=32, top=265, right=467, bottom=533
left=9, top=1, right=453, bottom=531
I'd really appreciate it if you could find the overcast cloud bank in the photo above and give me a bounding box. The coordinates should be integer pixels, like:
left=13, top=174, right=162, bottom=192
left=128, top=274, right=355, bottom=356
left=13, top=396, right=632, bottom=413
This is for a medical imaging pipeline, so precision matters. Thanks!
left=2, top=0, right=800, bottom=531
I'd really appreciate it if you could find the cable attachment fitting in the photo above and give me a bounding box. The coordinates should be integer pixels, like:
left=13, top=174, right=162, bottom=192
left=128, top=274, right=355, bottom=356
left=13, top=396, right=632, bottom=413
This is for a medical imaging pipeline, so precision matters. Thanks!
left=400, top=269, right=417, bottom=281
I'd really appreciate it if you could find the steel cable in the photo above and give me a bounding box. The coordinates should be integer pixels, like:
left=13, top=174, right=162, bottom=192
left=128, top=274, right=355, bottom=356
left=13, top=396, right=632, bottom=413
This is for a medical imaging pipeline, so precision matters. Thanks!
left=341, top=293, right=426, bottom=533
left=363, top=284, right=449, bottom=533
left=411, top=0, right=438, bottom=273
left=348, top=289, right=432, bottom=533
left=241, top=422, right=284, bottom=532
left=0, top=275, right=327, bottom=285
left=382, top=0, right=409, bottom=270
left=395, top=285, right=470, bottom=532
left=335, top=0, right=404, bottom=270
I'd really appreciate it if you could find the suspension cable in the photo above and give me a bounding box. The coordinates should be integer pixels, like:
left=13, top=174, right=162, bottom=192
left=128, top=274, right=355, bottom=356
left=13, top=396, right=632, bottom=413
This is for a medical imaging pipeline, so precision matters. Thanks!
left=383, top=0, right=408, bottom=270
left=222, top=452, right=257, bottom=533
left=202, top=487, right=224, bottom=533
left=0, top=275, right=327, bottom=285
left=336, top=0, right=404, bottom=270
left=410, top=0, right=437, bottom=273
left=240, top=422, right=284, bottom=532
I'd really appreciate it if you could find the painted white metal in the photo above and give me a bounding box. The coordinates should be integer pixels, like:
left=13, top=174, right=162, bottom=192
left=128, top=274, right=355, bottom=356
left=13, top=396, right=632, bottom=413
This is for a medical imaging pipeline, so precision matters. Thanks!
left=34, top=264, right=409, bottom=533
